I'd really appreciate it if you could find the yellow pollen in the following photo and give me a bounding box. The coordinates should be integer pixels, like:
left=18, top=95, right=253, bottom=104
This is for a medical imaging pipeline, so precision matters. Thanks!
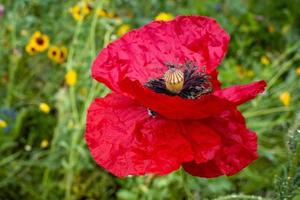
left=164, top=69, right=184, bottom=94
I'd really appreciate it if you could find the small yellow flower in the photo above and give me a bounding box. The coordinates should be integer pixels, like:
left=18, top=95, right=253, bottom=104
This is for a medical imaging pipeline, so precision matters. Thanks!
left=235, top=64, right=245, bottom=78
left=57, top=46, right=68, bottom=64
left=65, top=69, right=77, bottom=86
left=117, top=24, right=130, bottom=36
left=48, top=46, right=68, bottom=64
left=106, top=11, right=116, bottom=18
left=246, top=70, right=255, bottom=78
left=260, top=55, right=270, bottom=65
left=25, top=42, right=38, bottom=55
left=296, top=67, right=300, bottom=75
left=281, top=25, right=290, bottom=34
left=81, top=2, right=92, bottom=15
left=0, top=119, right=7, bottom=128
left=29, top=31, right=50, bottom=52
left=69, top=5, right=84, bottom=21
left=96, top=8, right=107, bottom=17
left=279, top=92, right=291, bottom=107
left=48, top=46, right=60, bottom=62
left=268, top=24, right=275, bottom=33
left=155, top=12, right=174, bottom=21
left=40, top=139, right=49, bottom=149
left=39, top=102, right=51, bottom=114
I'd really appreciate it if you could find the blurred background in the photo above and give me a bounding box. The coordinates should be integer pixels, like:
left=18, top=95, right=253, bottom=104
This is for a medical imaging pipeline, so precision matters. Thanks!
left=1, top=0, right=300, bottom=199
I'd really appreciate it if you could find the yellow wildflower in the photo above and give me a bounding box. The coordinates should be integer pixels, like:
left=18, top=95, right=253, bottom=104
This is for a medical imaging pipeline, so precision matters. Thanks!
left=155, top=12, right=174, bottom=21
left=57, top=46, right=68, bottom=64
left=25, top=42, right=38, bottom=55
left=96, top=8, right=107, bottom=17
left=279, top=92, right=291, bottom=107
left=48, top=46, right=60, bottom=62
left=106, top=11, right=116, bottom=18
left=117, top=24, right=130, bottom=36
left=235, top=64, right=245, bottom=78
left=268, top=24, right=275, bottom=33
left=48, top=46, right=68, bottom=64
left=39, top=102, right=51, bottom=114
left=65, top=69, right=77, bottom=86
left=29, top=31, right=50, bottom=52
left=246, top=70, right=254, bottom=78
left=69, top=2, right=92, bottom=21
left=40, top=139, right=49, bottom=149
left=96, top=8, right=117, bottom=18
left=296, top=67, right=300, bottom=75
left=81, top=2, right=92, bottom=15
left=281, top=25, right=290, bottom=34
left=0, top=119, right=7, bottom=129
left=69, top=5, right=84, bottom=21
left=260, top=55, right=270, bottom=65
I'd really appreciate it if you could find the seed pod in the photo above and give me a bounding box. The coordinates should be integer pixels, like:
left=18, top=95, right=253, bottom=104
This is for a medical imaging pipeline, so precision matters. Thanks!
left=164, top=69, right=184, bottom=94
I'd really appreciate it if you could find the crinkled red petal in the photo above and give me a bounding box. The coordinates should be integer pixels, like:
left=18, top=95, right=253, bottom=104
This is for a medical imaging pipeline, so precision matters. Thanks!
left=85, top=93, right=224, bottom=177
left=183, top=109, right=258, bottom=178
left=85, top=93, right=194, bottom=177
left=92, top=16, right=229, bottom=93
left=119, top=78, right=234, bottom=120
left=180, top=121, right=221, bottom=163
left=214, top=80, right=267, bottom=105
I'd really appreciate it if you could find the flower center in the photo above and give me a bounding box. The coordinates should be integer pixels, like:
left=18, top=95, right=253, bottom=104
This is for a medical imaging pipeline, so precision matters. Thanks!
left=145, top=61, right=213, bottom=99
left=36, top=37, right=44, bottom=45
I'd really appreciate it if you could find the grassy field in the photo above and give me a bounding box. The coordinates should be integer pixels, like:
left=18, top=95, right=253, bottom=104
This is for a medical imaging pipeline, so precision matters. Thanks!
left=1, top=0, right=300, bottom=199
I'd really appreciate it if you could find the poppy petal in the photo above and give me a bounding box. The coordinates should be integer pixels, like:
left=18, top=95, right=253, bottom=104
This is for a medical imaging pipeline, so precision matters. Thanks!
left=92, top=16, right=229, bottom=93
left=119, top=78, right=234, bottom=120
left=183, top=109, right=258, bottom=178
left=85, top=93, right=196, bottom=177
left=214, top=80, right=267, bottom=105
left=180, top=121, right=221, bottom=163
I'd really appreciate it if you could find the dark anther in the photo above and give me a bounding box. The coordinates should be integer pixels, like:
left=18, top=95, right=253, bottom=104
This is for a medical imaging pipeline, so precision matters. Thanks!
left=145, top=61, right=213, bottom=99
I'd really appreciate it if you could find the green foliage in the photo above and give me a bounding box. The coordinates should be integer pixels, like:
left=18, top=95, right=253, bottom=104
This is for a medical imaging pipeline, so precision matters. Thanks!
left=0, top=0, right=300, bottom=199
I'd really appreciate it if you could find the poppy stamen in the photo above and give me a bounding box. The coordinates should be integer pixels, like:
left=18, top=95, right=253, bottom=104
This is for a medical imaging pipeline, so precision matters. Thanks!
left=145, top=61, right=213, bottom=99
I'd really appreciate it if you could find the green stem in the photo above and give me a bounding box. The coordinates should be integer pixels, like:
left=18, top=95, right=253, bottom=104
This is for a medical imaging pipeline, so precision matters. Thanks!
left=244, top=106, right=292, bottom=118
left=64, top=19, right=83, bottom=200
left=65, top=2, right=104, bottom=199
left=214, top=194, right=267, bottom=200
left=5, top=4, right=18, bottom=107
left=181, top=170, right=194, bottom=200
left=267, top=53, right=300, bottom=90
left=67, top=20, right=83, bottom=124
left=287, top=117, right=300, bottom=192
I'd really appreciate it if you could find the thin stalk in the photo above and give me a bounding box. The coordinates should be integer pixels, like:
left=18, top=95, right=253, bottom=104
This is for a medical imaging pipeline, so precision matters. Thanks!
left=64, top=19, right=83, bottom=200
left=287, top=116, right=300, bottom=193
left=65, top=2, right=104, bottom=199
left=244, top=106, right=293, bottom=118
left=79, top=1, right=112, bottom=131
left=5, top=4, right=18, bottom=107
left=214, top=194, right=267, bottom=200
left=253, top=43, right=300, bottom=105
left=267, top=53, right=300, bottom=90
left=67, top=20, right=83, bottom=124
left=181, top=169, right=194, bottom=200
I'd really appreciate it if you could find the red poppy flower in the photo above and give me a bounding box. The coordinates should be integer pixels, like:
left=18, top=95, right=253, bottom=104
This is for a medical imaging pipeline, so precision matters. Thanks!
left=85, top=16, right=266, bottom=177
